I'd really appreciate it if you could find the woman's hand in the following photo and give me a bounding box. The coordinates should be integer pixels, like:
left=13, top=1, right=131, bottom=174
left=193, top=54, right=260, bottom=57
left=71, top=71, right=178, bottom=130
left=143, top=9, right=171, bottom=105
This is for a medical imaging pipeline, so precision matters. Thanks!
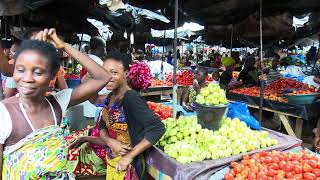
left=115, top=155, right=133, bottom=172
left=69, top=137, right=86, bottom=149
left=108, top=139, right=132, bottom=156
left=33, top=28, right=65, bottom=49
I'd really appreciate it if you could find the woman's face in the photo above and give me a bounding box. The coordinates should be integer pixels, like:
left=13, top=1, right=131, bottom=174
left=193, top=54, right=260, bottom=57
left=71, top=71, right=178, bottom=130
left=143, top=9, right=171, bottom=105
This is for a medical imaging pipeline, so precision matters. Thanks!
left=103, top=59, right=127, bottom=91
left=194, top=70, right=206, bottom=84
left=13, top=50, right=52, bottom=99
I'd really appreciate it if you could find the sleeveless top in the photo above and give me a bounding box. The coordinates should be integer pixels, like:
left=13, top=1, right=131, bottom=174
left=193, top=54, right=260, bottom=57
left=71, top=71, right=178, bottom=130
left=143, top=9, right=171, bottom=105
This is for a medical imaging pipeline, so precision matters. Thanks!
left=1, top=95, right=62, bottom=147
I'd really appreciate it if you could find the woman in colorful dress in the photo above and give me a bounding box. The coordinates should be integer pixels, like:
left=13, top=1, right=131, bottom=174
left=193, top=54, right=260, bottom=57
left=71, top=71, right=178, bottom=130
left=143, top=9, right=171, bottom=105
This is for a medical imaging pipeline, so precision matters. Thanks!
left=0, top=28, right=111, bottom=179
left=66, top=53, right=154, bottom=178
left=93, top=51, right=165, bottom=179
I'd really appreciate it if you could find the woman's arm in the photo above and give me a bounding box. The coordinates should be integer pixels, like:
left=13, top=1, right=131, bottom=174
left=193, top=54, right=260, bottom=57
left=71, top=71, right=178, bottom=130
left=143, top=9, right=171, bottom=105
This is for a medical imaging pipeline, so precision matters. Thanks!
left=63, top=43, right=111, bottom=107
left=0, top=144, right=3, bottom=180
left=116, top=138, right=152, bottom=171
left=56, top=76, right=68, bottom=90
left=100, top=129, right=131, bottom=155
left=89, top=94, right=108, bottom=105
left=125, top=92, right=165, bottom=145
left=38, top=28, right=111, bottom=107
left=117, top=92, right=165, bottom=171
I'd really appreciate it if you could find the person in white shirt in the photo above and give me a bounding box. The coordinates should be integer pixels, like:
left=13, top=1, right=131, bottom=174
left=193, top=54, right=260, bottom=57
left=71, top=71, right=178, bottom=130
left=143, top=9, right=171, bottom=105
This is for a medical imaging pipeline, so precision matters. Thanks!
left=82, top=36, right=109, bottom=120
left=87, top=36, right=106, bottom=66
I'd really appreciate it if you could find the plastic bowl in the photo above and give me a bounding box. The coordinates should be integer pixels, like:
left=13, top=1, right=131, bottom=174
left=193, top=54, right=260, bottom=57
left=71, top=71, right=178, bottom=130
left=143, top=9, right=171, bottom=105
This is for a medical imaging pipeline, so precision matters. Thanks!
left=66, top=79, right=81, bottom=89
left=287, top=93, right=318, bottom=105
left=194, top=102, right=228, bottom=131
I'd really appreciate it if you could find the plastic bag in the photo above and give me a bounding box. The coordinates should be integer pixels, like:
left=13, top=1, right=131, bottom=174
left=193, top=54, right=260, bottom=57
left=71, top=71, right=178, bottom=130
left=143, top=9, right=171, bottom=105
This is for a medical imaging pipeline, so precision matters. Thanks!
left=227, top=102, right=261, bottom=130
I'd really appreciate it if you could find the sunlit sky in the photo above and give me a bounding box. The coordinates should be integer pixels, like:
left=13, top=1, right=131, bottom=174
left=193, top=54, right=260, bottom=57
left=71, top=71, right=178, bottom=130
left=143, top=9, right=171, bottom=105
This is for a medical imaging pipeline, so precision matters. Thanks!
left=179, top=22, right=204, bottom=32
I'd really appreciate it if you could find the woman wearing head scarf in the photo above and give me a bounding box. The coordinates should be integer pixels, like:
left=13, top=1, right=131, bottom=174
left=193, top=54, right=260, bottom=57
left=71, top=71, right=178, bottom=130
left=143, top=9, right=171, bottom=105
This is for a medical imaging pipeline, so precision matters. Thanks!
left=220, top=57, right=242, bottom=90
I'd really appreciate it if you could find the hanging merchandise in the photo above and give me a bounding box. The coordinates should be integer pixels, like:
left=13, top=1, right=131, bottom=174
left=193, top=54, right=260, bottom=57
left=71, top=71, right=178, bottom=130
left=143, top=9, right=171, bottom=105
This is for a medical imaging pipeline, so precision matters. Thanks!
left=130, top=32, right=134, bottom=45
left=123, top=30, right=128, bottom=39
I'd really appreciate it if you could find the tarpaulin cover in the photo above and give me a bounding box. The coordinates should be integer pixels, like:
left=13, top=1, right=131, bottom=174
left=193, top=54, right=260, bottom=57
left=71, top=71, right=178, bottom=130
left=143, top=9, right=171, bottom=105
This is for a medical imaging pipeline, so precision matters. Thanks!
left=226, top=92, right=320, bottom=120
left=145, top=128, right=301, bottom=180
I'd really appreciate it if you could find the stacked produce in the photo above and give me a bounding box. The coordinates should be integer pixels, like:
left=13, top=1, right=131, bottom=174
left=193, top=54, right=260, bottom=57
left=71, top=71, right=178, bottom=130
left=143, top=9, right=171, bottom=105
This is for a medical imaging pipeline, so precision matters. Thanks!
left=150, top=78, right=173, bottom=87
left=166, top=70, right=194, bottom=86
left=159, top=116, right=278, bottom=163
left=231, top=87, right=287, bottom=102
left=231, top=78, right=315, bottom=103
left=225, top=150, right=320, bottom=180
left=195, top=84, right=228, bottom=106
left=289, top=89, right=316, bottom=96
left=147, top=102, right=173, bottom=120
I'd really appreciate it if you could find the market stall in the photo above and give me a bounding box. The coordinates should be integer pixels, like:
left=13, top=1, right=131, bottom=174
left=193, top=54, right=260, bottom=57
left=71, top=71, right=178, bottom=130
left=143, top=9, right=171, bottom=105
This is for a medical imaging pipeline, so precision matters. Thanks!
left=228, top=78, right=320, bottom=138
left=227, top=93, right=320, bottom=138
left=146, top=129, right=301, bottom=179
left=143, top=84, right=302, bottom=179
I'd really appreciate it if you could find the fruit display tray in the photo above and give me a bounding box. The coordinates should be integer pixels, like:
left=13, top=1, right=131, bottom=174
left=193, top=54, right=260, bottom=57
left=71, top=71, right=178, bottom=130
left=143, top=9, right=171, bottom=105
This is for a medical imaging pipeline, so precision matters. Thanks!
left=226, top=93, right=320, bottom=120
left=145, top=128, right=301, bottom=179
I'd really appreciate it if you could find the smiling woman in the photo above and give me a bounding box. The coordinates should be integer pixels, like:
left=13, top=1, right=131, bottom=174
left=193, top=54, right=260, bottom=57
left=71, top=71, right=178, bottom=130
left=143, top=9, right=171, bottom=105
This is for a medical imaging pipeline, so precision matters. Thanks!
left=0, top=28, right=111, bottom=179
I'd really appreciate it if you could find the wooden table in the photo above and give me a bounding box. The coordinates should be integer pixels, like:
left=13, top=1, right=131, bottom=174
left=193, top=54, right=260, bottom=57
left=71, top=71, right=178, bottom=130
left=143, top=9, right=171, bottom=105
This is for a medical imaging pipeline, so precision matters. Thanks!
left=140, top=86, right=189, bottom=104
left=226, top=92, right=320, bottom=139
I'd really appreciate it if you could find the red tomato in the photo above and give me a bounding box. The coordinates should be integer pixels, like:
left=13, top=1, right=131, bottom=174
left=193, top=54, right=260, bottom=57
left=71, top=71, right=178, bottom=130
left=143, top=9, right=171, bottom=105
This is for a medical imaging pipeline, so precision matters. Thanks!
left=250, top=166, right=259, bottom=174
left=283, top=163, right=293, bottom=172
left=259, top=151, right=269, bottom=157
left=275, top=175, right=285, bottom=180
left=264, top=157, right=272, bottom=164
left=304, top=164, right=313, bottom=173
left=248, top=172, right=256, bottom=179
left=279, top=160, right=286, bottom=169
left=294, top=173, right=303, bottom=180
left=241, top=160, right=248, bottom=166
left=312, top=169, right=320, bottom=177
left=268, top=163, right=279, bottom=170
left=230, top=169, right=237, bottom=176
left=224, top=173, right=234, bottom=180
left=285, top=172, right=294, bottom=178
left=272, top=156, right=280, bottom=164
left=277, top=170, right=285, bottom=177
left=230, top=161, right=238, bottom=168
left=304, top=172, right=317, bottom=180
left=234, top=165, right=242, bottom=173
left=308, top=160, right=318, bottom=169
left=293, top=165, right=303, bottom=174
left=257, top=175, right=268, bottom=180
left=268, top=169, right=277, bottom=177
left=243, top=154, right=250, bottom=160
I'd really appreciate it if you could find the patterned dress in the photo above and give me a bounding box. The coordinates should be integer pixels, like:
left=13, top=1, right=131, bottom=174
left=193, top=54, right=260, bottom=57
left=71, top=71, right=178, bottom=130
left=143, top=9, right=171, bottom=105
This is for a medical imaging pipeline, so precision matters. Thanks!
left=101, top=97, right=138, bottom=180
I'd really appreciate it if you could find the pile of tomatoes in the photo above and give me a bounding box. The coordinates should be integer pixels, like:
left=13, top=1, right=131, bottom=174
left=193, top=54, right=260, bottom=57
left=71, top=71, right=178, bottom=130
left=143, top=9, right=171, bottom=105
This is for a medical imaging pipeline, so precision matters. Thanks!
left=231, top=88, right=287, bottom=103
left=225, top=150, right=320, bottom=180
left=230, top=78, right=316, bottom=103
left=289, top=90, right=316, bottom=96
left=147, top=102, right=173, bottom=120
left=150, top=78, right=173, bottom=87
left=267, top=78, right=311, bottom=91
left=166, top=70, right=194, bottom=86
